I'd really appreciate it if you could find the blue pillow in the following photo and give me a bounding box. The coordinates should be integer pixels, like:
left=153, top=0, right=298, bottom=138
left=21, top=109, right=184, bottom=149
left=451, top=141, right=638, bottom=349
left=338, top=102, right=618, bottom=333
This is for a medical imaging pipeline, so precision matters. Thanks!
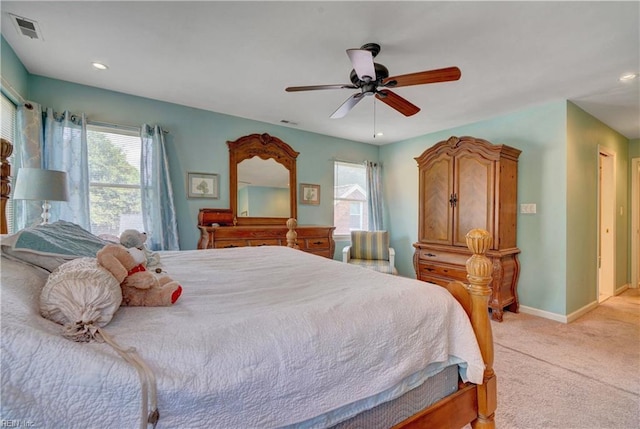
left=1, top=221, right=108, bottom=272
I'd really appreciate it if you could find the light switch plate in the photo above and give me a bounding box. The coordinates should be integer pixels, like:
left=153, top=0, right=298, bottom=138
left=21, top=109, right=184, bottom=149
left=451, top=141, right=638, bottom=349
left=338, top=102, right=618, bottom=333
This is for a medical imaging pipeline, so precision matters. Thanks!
left=520, top=203, right=537, bottom=214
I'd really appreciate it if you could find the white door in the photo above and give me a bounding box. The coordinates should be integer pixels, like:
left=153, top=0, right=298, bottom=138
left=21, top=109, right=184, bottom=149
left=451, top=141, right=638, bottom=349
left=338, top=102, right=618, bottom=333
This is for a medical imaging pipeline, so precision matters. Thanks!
left=598, top=150, right=615, bottom=302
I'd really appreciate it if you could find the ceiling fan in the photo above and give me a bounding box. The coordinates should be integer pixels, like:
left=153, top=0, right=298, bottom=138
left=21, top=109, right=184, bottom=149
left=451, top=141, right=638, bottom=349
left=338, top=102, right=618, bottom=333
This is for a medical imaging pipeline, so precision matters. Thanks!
left=285, top=43, right=461, bottom=119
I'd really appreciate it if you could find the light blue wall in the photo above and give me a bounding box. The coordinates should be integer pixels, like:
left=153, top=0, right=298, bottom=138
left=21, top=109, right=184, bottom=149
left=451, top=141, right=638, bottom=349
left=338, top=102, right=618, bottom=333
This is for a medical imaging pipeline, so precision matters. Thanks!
left=380, top=102, right=569, bottom=315
left=0, top=37, right=28, bottom=101
left=567, top=102, right=630, bottom=312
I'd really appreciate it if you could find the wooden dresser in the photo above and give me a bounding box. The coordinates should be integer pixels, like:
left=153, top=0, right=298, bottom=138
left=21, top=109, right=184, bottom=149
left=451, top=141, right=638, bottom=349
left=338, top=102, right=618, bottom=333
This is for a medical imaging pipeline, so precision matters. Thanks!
left=197, top=216, right=335, bottom=259
left=413, top=136, right=521, bottom=321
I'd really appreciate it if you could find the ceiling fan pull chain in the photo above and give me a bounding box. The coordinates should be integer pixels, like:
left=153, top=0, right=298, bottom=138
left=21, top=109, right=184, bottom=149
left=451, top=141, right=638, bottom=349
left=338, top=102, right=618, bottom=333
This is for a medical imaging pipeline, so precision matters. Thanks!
left=373, top=98, right=377, bottom=138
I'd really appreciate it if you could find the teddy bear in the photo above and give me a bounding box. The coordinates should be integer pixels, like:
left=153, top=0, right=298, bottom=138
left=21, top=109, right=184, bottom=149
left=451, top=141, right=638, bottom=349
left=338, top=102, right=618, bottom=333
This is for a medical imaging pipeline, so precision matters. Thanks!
left=119, top=229, right=162, bottom=271
left=97, top=243, right=182, bottom=307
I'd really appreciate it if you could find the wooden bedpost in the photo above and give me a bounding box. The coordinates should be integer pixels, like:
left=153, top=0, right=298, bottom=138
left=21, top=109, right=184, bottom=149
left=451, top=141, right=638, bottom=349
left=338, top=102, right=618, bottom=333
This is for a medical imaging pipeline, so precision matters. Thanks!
left=1, top=138, right=13, bottom=235
left=465, top=229, right=496, bottom=429
left=286, top=218, right=299, bottom=249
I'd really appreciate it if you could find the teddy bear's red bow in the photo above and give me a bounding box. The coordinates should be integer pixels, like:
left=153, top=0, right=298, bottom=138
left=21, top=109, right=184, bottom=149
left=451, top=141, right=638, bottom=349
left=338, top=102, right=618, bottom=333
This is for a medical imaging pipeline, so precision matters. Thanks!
left=127, top=264, right=146, bottom=276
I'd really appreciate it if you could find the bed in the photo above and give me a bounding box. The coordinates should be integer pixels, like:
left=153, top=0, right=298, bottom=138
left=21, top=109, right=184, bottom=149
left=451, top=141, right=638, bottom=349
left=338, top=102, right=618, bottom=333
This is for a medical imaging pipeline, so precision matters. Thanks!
left=0, top=139, right=497, bottom=429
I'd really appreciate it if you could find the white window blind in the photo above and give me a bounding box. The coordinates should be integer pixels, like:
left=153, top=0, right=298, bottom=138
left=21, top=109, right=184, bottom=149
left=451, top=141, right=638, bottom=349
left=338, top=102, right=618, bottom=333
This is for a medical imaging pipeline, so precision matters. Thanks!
left=87, top=124, right=143, bottom=237
left=333, top=161, right=368, bottom=236
left=1, top=93, right=16, bottom=232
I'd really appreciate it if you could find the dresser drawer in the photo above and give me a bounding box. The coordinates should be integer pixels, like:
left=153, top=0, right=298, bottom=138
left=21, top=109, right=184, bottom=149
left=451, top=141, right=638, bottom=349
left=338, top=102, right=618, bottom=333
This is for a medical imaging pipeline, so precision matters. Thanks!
left=304, top=237, right=331, bottom=249
left=214, top=240, right=248, bottom=249
left=248, top=239, right=282, bottom=247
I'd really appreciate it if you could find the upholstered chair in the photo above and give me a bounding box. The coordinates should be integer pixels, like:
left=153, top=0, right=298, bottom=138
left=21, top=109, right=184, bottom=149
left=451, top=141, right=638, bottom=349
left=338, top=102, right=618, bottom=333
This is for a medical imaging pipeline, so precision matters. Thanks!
left=342, top=230, right=397, bottom=275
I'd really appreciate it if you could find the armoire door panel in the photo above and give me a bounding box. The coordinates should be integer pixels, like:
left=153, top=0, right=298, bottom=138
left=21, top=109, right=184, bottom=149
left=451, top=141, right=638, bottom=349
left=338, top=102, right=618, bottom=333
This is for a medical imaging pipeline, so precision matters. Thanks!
left=419, top=155, right=453, bottom=244
left=453, top=155, right=495, bottom=247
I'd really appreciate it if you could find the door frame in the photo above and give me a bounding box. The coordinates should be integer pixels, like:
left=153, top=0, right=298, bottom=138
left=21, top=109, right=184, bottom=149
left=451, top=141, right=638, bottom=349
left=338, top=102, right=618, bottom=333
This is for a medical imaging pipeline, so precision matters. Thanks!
left=632, top=157, right=640, bottom=289
left=597, top=147, right=616, bottom=301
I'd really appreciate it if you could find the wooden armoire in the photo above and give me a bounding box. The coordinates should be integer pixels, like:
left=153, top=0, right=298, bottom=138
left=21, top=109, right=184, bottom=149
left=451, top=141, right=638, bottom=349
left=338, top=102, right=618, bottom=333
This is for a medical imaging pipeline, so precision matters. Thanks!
left=413, top=136, right=521, bottom=321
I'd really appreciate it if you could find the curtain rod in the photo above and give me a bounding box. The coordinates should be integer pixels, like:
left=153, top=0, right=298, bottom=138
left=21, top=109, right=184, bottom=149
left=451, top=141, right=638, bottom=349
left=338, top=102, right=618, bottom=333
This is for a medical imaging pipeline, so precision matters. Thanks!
left=330, top=157, right=366, bottom=164
left=88, top=120, right=169, bottom=134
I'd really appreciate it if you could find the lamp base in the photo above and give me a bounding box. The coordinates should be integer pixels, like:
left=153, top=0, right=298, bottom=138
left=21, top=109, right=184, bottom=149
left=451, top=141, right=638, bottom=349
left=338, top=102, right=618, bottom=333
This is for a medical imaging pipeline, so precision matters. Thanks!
left=40, top=200, right=51, bottom=225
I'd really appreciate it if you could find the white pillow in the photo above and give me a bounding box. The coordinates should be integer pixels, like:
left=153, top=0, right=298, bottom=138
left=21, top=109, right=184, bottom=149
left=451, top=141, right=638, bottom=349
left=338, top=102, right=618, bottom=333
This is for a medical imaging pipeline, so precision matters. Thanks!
left=40, top=257, right=123, bottom=341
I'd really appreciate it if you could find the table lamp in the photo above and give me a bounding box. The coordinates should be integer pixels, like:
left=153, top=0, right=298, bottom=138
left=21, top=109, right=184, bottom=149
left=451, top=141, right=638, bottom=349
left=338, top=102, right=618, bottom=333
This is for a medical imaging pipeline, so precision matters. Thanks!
left=13, top=168, right=69, bottom=224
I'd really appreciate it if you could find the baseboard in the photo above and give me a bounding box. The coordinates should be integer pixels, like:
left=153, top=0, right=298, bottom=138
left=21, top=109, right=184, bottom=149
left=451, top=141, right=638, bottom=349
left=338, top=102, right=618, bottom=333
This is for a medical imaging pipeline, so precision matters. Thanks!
left=615, top=284, right=629, bottom=295
left=565, top=300, right=600, bottom=323
left=520, top=299, right=600, bottom=324
left=519, top=306, right=569, bottom=323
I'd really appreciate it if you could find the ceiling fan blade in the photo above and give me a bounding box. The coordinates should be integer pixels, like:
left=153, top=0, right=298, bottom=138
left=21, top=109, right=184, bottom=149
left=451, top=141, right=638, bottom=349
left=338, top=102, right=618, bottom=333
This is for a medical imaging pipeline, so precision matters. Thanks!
left=346, top=49, right=376, bottom=81
left=375, top=90, right=420, bottom=117
left=331, top=93, right=366, bottom=119
left=383, top=66, right=461, bottom=88
left=286, top=84, right=357, bottom=92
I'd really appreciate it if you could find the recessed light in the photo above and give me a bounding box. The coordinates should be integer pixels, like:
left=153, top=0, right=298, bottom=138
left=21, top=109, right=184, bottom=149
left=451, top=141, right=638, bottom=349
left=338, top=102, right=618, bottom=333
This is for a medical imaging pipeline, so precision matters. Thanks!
left=376, top=132, right=384, bottom=137
left=619, top=72, right=638, bottom=82
left=92, top=62, right=108, bottom=70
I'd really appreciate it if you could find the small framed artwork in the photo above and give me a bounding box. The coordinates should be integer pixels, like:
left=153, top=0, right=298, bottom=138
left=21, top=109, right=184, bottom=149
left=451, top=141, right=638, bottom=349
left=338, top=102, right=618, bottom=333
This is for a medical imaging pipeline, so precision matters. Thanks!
left=187, top=172, right=219, bottom=199
left=300, top=183, right=320, bottom=205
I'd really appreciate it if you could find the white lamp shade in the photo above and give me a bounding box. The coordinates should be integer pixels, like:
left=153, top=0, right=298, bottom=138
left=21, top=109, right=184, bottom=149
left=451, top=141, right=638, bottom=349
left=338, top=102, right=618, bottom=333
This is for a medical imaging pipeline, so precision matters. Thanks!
left=13, top=168, right=70, bottom=202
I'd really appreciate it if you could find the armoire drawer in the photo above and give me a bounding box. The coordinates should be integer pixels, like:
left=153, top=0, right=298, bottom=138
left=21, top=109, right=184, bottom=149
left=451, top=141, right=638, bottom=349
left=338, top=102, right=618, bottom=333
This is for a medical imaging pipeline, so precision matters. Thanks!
left=417, top=249, right=469, bottom=265
left=418, top=263, right=467, bottom=283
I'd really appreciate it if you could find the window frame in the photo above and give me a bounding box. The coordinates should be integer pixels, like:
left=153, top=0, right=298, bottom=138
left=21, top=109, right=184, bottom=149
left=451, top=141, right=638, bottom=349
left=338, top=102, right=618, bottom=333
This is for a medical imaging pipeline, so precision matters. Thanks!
left=333, top=160, right=368, bottom=240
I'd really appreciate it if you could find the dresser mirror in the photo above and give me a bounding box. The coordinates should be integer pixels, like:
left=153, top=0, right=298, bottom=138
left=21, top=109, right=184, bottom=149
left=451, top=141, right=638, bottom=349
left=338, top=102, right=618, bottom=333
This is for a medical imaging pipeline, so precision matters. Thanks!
left=228, top=133, right=299, bottom=225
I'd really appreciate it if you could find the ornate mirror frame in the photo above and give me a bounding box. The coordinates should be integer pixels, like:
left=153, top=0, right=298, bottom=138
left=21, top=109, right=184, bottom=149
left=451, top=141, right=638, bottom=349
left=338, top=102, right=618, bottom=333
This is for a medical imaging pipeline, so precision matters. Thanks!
left=228, top=133, right=299, bottom=225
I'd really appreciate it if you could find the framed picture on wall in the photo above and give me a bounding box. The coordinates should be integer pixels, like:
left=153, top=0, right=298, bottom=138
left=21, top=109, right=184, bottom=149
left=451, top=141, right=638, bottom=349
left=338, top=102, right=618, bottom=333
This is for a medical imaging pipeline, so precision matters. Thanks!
left=187, top=172, right=219, bottom=199
left=300, top=183, right=320, bottom=205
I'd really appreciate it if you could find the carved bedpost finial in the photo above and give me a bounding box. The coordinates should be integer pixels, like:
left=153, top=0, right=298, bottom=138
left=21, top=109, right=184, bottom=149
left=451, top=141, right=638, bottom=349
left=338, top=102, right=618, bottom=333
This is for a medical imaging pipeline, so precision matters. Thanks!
left=465, top=228, right=496, bottom=428
left=465, top=228, right=494, bottom=373
left=286, top=218, right=299, bottom=249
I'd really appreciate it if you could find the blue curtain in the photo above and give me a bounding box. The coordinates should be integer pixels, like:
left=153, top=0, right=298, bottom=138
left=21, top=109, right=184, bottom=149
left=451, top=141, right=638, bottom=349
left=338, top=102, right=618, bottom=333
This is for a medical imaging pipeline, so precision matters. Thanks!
left=42, top=108, right=91, bottom=229
left=14, top=102, right=44, bottom=230
left=140, top=124, right=179, bottom=251
left=366, top=161, right=384, bottom=231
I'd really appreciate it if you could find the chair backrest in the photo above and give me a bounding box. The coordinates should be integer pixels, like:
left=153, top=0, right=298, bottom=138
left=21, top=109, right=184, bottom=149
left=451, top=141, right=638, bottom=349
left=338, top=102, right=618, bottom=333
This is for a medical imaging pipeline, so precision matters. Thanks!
left=350, top=230, right=390, bottom=261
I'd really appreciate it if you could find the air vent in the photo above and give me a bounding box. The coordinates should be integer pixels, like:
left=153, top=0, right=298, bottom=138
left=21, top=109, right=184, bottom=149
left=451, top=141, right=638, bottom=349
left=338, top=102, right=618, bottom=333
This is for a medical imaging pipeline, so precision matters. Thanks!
left=10, top=14, right=43, bottom=40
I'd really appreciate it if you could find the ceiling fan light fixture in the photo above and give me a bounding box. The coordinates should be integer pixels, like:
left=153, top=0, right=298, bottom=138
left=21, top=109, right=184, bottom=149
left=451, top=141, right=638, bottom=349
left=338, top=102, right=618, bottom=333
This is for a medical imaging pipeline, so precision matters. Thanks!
left=619, top=72, right=638, bottom=82
left=92, top=62, right=108, bottom=70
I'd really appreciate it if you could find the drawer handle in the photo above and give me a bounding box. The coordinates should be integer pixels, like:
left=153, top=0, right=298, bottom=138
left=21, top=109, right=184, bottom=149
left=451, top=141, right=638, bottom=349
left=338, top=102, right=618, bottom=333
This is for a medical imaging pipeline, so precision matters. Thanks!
left=313, top=241, right=323, bottom=245
left=426, top=268, right=435, bottom=272
left=224, top=244, right=238, bottom=248
left=426, top=253, right=437, bottom=257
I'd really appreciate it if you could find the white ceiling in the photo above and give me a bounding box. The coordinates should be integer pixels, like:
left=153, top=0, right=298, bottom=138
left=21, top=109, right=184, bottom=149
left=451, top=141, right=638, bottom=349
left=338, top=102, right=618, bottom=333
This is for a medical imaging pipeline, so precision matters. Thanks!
left=2, top=1, right=639, bottom=145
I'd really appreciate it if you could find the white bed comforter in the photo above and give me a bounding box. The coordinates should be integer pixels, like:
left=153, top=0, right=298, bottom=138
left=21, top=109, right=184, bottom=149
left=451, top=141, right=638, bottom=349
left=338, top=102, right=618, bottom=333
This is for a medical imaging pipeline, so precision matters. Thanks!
left=1, top=246, right=484, bottom=428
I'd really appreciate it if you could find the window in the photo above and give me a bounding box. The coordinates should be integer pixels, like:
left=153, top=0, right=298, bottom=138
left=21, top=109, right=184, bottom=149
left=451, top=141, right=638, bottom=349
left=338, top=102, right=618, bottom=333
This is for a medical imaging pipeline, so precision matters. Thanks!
left=333, top=161, right=368, bottom=236
left=87, top=125, right=143, bottom=237
left=1, top=93, right=16, bottom=232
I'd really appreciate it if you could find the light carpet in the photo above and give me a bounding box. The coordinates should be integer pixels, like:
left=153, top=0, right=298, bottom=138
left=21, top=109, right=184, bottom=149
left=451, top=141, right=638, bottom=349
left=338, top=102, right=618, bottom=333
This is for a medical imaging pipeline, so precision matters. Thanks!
left=489, top=288, right=639, bottom=429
